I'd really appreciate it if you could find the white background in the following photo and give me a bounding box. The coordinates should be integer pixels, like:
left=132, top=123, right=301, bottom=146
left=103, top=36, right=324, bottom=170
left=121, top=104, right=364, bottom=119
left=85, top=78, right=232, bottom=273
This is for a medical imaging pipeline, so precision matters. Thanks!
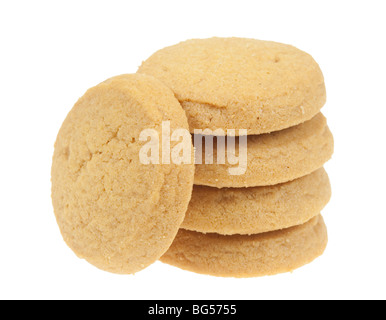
left=1, top=0, right=385, bottom=300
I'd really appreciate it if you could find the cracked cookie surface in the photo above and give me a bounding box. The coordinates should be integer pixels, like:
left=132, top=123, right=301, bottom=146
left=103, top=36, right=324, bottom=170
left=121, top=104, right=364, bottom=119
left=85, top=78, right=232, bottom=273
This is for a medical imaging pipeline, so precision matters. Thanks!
left=51, top=74, right=195, bottom=274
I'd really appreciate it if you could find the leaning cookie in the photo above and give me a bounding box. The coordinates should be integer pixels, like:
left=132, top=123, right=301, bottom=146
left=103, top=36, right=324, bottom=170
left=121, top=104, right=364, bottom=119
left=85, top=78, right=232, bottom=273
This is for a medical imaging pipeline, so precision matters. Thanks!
left=138, top=37, right=326, bottom=135
left=194, top=113, right=334, bottom=188
left=161, top=215, right=327, bottom=278
left=51, top=74, right=195, bottom=274
left=182, top=168, right=331, bottom=235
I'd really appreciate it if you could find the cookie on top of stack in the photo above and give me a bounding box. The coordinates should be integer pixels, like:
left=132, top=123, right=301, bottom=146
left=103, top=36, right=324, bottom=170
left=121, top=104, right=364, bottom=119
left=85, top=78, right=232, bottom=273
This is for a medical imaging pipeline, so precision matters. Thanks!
left=138, top=37, right=334, bottom=277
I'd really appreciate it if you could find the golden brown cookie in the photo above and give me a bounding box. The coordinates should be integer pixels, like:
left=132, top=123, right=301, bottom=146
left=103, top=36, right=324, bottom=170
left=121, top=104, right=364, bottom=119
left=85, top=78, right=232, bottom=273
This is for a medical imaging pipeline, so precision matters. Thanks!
left=182, top=168, right=330, bottom=235
left=194, top=113, right=334, bottom=188
left=138, top=37, right=326, bottom=135
left=161, top=215, right=327, bottom=278
left=51, top=74, right=195, bottom=274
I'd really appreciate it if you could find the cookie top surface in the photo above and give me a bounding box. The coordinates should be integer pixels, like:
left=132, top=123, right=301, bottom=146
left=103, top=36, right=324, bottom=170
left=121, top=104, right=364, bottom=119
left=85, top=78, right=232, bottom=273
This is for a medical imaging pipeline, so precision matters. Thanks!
left=183, top=168, right=331, bottom=235
left=51, top=74, right=195, bottom=274
left=194, top=112, right=334, bottom=188
left=138, top=37, right=326, bottom=134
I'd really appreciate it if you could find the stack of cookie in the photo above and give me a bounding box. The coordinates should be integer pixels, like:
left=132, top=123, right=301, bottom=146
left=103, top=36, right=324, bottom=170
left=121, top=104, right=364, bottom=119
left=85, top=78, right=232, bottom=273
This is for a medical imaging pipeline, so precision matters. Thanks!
left=138, top=38, right=334, bottom=277
left=52, top=37, right=333, bottom=277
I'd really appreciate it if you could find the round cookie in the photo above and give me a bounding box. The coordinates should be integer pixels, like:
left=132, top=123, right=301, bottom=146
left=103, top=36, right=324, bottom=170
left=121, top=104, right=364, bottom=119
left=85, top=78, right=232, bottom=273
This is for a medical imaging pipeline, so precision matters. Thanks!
left=182, top=168, right=331, bottom=235
left=51, top=74, right=195, bottom=274
left=194, top=112, right=334, bottom=188
left=161, top=215, right=327, bottom=278
left=137, top=37, right=326, bottom=135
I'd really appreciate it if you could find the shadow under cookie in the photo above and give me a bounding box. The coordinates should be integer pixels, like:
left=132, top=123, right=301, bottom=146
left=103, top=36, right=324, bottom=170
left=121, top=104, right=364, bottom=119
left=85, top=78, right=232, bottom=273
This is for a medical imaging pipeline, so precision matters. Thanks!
left=161, top=215, right=327, bottom=278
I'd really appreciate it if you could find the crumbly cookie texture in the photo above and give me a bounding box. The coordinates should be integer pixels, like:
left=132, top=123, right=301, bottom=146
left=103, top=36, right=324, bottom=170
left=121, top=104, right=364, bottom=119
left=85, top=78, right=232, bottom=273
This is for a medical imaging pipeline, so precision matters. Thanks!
left=138, top=37, right=326, bottom=135
left=182, top=168, right=330, bottom=235
left=194, top=113, right=334, bottom=188
left=51, top=74, right=195, bottom=274
left=161, top=215, right=327, bottom=278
